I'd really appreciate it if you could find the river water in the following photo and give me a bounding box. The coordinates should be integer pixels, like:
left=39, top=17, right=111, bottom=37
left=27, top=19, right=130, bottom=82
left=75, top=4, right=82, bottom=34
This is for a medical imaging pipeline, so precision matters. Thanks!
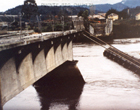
left=3, top=38, right=140, bottom=110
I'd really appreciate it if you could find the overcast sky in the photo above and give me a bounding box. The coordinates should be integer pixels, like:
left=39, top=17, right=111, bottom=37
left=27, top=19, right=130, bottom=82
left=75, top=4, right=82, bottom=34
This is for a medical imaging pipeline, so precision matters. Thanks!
left=0, top=0, right=122, bottom=12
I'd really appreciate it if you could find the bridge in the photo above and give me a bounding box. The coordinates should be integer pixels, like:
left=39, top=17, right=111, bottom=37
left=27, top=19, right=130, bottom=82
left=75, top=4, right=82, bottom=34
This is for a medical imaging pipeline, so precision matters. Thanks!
left=0, top=18, right=84, bottom=109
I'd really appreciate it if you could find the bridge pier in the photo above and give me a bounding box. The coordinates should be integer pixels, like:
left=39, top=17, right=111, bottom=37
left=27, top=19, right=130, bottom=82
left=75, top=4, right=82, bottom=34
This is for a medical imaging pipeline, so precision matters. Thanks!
left=0, top=33, right=78, bottom=109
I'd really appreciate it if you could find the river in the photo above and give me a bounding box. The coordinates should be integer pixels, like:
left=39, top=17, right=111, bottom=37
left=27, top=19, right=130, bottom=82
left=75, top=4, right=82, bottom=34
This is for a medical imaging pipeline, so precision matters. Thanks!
left=3, top=38, right=140, bottom=110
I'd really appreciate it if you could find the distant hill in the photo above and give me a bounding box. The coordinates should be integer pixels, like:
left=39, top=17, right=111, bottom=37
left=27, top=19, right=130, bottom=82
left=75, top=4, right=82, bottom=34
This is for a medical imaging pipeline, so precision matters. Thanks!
left=1, top=1, right=139, bottom=16
left=0, top=5, right=102, bottom=16
left=122, top=6, right=140, bottom=17
left=82, top=1, right=140, bottom=12
left=94, top=3, right=128, bottom=12
left=3, top=5, right=22, bottom=15
left=122, top=0, right=140, bottom=8
left=0, top=2, right=128, bottom=16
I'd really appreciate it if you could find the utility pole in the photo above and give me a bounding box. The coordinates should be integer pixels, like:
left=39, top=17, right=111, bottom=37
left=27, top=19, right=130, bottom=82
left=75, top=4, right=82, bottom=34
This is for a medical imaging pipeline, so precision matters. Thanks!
left=19, top=12, right=22, bottom=40
left=70, top=9, right=73, bottom=30
left=62, top=16, right=64, bottom=31
left=52, top=15, right=54, bottom=31
left=36, top=15, right=42, bottom=33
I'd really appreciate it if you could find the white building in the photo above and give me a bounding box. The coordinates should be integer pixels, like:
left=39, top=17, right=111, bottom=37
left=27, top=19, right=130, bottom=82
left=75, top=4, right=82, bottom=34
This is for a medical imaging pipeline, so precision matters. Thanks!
left=107, top=13, right=119, bottom=21
left=135, top=13, right=140, bottom=20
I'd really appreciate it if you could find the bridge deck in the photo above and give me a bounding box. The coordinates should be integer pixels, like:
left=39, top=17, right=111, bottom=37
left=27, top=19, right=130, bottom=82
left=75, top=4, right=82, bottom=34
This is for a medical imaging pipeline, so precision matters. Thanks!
left=0, top=29, right=80, bottom=51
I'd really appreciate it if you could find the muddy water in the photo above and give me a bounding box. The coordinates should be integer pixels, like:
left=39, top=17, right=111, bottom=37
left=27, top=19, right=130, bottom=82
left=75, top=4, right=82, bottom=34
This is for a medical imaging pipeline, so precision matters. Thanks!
left=73, top=42, right=140, bottom=110
left=3, top=39, right=140, bottom=110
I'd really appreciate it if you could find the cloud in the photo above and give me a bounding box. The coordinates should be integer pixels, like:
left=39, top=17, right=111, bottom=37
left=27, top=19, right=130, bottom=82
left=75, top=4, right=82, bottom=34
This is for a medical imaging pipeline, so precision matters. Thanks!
left=0, top=0, right=23, bottom=12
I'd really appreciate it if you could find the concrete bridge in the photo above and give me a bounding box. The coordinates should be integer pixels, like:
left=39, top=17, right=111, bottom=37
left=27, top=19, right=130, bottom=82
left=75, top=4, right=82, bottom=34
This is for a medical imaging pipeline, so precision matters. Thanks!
left=0, top=18, right=84, bottom=109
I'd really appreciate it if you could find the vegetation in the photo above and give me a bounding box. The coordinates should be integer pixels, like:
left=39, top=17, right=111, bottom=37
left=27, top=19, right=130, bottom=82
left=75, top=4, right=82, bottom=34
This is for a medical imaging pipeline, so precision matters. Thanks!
left=105, top=8, right=129, bottom=19
left=77, top=10, right=89, bottom=31
left=82, top=10, right=89, bottom=20
left=3, top=5, right=88, bottom=16
left=21, top=0, right=38, bottom=20
left=113, top=19, right=140, bottom=38
left=78, top=10, right=84, bottom=17
left=40, top=22, right=72, bottom=32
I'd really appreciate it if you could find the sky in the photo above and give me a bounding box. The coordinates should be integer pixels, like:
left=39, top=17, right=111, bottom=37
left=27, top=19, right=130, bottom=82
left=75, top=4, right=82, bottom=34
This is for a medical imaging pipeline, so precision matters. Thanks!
left=0, top=0, right=122, bottom=12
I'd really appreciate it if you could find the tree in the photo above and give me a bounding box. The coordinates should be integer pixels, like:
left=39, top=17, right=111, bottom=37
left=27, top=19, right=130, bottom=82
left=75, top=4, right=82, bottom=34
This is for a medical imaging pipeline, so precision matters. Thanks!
left=82, top=10, right=89, bottom=20
left=106, top=8, right=130, bottom=20
left=21, top=0, right=41, bottom=32
left=78, top=10, right=84, bottom=17
left=79, top=10, right=89, bottom=31
left=21, top=0, right=38, bottom=20
left=119, top=9, right=130, bottom=19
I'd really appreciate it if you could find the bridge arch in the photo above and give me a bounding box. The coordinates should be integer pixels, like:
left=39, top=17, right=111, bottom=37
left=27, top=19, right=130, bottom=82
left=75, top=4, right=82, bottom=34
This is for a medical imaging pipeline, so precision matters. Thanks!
left=33, top=49, right=47, bottom=81
left=0, top=30, right=80, bottom=109
left=46, top=46, right=56, bottom=72
left=0, top=57, right=19, bottom=106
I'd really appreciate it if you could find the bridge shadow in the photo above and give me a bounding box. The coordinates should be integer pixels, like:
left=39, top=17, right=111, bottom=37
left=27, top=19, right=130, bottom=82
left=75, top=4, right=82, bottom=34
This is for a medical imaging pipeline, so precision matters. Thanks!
left=33, top=61, right=85, bottom=110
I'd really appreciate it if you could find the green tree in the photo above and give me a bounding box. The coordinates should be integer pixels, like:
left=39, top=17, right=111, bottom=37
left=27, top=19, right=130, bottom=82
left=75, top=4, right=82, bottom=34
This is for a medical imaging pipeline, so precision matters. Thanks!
left=78, top=10, right=89, bottom=31
left=78, top=10, right=84, bottom=17
left=82, top=10, right=89, bottom=20
left=119, top=9, right=130, bottom=19
left=21, top=0, right=38, bottom=20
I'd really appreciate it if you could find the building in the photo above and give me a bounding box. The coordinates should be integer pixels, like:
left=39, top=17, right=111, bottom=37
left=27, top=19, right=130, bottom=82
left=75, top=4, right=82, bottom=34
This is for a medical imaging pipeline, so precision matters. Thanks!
left=135, top=13, right=140, bottom=20
left=107, top=13, right=119, bottom=21
left=89, top=18, right=113, bottom=36
left=98, top=13, right=106, bottom=17
left=88, top=13, right=106, bottom=20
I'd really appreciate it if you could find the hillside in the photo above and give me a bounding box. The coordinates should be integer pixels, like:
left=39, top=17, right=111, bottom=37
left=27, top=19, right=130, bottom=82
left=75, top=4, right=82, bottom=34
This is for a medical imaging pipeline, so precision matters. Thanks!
left=0, top=2, right=129, bottom=15
left=122, top=0, right=140, bottom=8
left=121, top=6, right=140, bottom=18
left=0, top=5, right=96, bottom=15
left=1, top=1, right=140, bottom=15
left=94, top=3, right=128, bottom=12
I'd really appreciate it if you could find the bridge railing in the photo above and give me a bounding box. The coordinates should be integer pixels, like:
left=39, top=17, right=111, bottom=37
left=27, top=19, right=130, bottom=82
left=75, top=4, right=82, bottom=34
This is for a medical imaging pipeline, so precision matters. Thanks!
left=0, top=28, right=84, bottom=52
